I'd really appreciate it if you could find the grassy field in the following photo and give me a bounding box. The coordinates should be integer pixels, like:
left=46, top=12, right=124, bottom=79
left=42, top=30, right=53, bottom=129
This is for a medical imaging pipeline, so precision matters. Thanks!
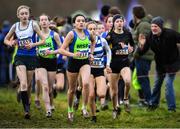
left=0, top=63, right=180, bottom=128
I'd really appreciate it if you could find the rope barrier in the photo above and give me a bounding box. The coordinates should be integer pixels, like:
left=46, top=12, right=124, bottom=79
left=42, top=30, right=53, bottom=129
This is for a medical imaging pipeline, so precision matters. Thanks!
left=136, top=71, right=180, bottom=78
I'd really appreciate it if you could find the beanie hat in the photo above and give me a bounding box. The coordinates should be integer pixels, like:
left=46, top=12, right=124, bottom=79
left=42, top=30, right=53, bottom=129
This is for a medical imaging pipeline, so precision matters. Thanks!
left=113, top=14, right=124, bottom=23
left=151, top=16, right=164, bottom=29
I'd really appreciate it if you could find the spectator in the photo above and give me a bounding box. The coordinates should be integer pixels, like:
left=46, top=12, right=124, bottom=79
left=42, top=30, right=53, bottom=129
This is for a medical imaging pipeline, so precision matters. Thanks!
left=132, top=5, right=154, bottom=105
left=100, top=5, right=111, bottom=23
left=138, top=16, right=180, bottom=112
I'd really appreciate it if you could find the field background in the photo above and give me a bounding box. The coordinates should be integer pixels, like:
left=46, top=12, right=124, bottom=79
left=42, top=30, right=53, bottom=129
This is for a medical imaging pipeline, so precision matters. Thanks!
left=0, top=62, right=180, bottom=128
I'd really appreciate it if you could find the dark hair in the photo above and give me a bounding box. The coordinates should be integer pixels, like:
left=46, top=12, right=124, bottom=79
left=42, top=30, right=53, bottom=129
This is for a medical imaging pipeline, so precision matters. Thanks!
left=101, top=5, right=111, bottom=16
left=109, top=6, right=122, bottom=15
left=132, top=5, right=146, bottom=19
left=85, top=17, right=92, bottom=22
left=112, top=14, right=124, bottom=23
left=72, top=14, right=86, bottom=23
left=66, top=16, right=72, bottom=25
left=49, top=20, right=59, bottom=33
left=50, top=26, right=59, bottom=33
left=95, top=20, right=103, bottom=25
left=53, top=16, right=66, bottom=26
left=109, top=14, right=124, bottom=33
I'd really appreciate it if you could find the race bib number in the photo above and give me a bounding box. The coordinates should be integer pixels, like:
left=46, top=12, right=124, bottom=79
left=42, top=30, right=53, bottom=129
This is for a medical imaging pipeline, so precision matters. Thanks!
left=38, top=47, right=51, bottom=56
left=115, top=46, right=128, bottom=55
left=79, top=50, right=89, bottom=58
left=18, top=37, right=32, bottom=48
left=91, top=58, right=103, bottom=66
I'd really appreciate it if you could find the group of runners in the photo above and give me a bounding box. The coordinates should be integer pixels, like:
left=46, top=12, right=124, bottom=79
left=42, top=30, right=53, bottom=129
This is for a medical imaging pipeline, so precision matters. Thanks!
left=3, top=4, right=180, bottom=123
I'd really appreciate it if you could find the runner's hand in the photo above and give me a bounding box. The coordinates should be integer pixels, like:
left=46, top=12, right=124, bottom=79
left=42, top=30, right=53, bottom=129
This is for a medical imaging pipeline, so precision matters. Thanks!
left=128, top=44, right=133, bottom=53
left=25, top=43, right=34, bottom=49
left=45, top=50, right=52, bottom=55
left=9, top=40, right=17, bottom=47
left=106, top=65, right=112, bottom=74
left=89, top=53, right=94, bottom=61
left=73, top=52, right=81, bottom=58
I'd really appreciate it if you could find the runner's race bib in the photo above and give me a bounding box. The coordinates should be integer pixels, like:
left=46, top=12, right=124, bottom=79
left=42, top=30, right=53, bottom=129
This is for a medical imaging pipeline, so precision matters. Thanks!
left=78, top=50, right=89, bottom=58
left=115, top=46, right=128, bottom=55
left=91, top=57, right=103, bottom=66
left=38, top=47, right=51, bottom=56
left=18, top=37, right=32, bottom=49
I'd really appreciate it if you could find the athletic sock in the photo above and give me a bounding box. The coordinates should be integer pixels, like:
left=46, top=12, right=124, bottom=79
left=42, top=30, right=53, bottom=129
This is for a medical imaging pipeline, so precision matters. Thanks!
left=81, top=105, right=86, bottom=110
left=21, top=91, right=30, bottom=112
left=68, top=106, right=74, bottom=113
left=76, top=89, right=81, bottom=100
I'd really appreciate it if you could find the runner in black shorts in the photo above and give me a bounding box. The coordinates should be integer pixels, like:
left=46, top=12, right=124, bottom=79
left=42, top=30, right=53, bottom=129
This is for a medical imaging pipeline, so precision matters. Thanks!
left=4, top=5, right=45, bottom=119
left=35, top=14, right=61, bottom=117
left=86, top=21, right=111, bottom=123
left=106, top=14, right=134, bottom=119
left=51, top=14, right=96, bottom=122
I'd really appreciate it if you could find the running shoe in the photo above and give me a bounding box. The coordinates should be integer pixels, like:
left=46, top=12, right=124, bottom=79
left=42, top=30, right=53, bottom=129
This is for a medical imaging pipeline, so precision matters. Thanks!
left=112, top=107, right=121, bottom=119
left=112, top=109, right=118, bottom=119
left=67, top=112, right=74, bottom=122
left=46, top=111, right=52, bottom=118
left=81, top=108, right=89, bottom=118
left=124, top=99, right=131, bottom=113
left=91, top=116, right=97, bottom=123
left=24, top=112, right=30, bottom=119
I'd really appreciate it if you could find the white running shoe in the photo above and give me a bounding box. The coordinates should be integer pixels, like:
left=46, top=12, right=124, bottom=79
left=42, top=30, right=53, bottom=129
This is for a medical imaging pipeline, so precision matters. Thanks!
left=46, top=111, right=52, bottom=118
left=68, top=112, right=74, bottom=122
left=81, top=108, right=89, bottom=118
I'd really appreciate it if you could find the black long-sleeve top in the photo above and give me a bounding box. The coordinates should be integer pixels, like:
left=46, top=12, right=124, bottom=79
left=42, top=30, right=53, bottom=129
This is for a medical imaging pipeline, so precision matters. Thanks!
left=139, top=28, right=180, bottom=67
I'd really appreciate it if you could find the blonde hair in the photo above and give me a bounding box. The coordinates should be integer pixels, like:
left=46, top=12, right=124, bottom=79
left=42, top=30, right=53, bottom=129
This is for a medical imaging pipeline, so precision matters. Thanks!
left=86, top=21, right=97, bottom=29
left=17, top=5, right=31, bottom=16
